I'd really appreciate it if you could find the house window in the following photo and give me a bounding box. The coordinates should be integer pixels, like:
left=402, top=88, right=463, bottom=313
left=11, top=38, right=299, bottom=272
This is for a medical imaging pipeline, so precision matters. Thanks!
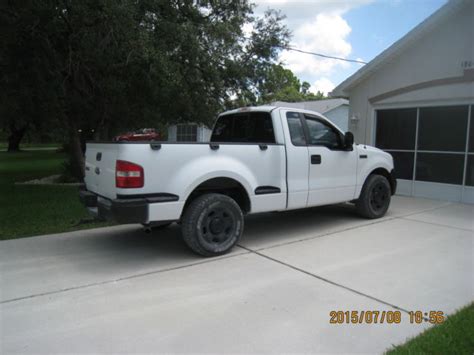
left=177, top=124, right=198, bottom=142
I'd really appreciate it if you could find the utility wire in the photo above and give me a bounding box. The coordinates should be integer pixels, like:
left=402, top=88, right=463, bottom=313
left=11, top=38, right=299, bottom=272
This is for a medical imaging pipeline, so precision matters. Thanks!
left=279, top=46, right=367, bottom=65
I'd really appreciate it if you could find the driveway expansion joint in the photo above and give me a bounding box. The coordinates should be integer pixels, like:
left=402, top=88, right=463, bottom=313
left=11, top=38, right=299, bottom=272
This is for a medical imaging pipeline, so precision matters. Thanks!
left=250, top=201, right=455, bottom=253
left=0, top=249, right=250, bottom=305
left=1, top=202, right=456, bottom=312
left=238, top=244, right=414, bottom=317
left=400, top=216, right=473, bottom=232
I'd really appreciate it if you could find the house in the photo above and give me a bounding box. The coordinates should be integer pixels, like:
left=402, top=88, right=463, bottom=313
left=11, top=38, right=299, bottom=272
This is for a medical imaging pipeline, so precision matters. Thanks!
left=331, top=0, right=474, bottom=204
left=167, top=123, right=212, bottom=142
left=270, top=99, right=349, bottom=131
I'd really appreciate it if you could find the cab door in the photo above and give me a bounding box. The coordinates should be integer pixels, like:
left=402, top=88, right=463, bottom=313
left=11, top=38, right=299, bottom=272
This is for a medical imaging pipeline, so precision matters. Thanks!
left=303, top=114, right=357, bottom=207
left=279, top=110, right=310, bottom=210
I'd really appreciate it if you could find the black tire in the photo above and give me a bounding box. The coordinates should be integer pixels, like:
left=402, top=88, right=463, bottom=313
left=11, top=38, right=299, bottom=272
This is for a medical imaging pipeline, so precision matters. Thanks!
left=181, top=193, right=244, bottom=257
left=356, top=174, right=391, bottom=219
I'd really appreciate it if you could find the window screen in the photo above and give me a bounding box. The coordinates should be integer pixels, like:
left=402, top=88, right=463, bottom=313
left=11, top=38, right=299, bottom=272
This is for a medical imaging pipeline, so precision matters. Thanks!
left=466, top=155, right=474, bottom=187
left=415, top=153, right=464, bottom=184
left=469, top=106, right=474, bottom=153
left=418, top=105, right=468, bottom=152
left=376, top=108, right=417, bottom=150
left=389, top=151, right=414, bottom=180
left=211, top=112, right=275, bottom=143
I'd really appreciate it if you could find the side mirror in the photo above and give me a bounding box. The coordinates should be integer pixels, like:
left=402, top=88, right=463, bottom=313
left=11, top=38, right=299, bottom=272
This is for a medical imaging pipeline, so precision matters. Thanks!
left=344, top=132, right=354, bottom=151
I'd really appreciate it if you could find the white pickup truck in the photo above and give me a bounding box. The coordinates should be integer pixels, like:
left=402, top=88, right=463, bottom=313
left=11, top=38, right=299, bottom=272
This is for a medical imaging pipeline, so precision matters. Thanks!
left=80, top=106, right=396, bottom=256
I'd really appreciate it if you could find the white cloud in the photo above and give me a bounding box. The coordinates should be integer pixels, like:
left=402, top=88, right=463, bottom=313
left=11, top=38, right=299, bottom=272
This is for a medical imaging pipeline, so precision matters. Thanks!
left=253, top=0, right=373, bottom=26
left=252, top=0, right=373, bottom=86
left=310, top=77, right=335, bottom=95
left=253, top=0, right=372, bottom=16
left=242, top=22, right=254, bottom=38
left=280, top=12, right=352, bottom=76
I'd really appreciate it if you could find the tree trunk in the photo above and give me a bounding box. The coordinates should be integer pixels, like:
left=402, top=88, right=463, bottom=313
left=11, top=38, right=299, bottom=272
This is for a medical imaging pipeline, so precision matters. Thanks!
left=69, top=121, right=85, bottom=181
left=7, top=124, right=28, bottom=152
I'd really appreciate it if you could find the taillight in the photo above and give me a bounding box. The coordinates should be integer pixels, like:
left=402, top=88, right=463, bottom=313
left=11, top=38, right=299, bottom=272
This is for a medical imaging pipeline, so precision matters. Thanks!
left=115, top=160, right=144, bottom=188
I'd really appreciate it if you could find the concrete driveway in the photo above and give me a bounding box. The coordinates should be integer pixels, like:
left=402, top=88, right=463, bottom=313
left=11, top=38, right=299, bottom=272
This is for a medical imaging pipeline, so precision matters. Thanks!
left=1, top=196, right=473, bottom=353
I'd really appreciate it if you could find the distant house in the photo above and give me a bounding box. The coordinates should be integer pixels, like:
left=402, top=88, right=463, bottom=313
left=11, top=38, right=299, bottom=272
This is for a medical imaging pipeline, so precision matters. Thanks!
left=331, top=0, right=473, bottom=204
left=167, top=123, right=212, bottom=142
left=270, top=99, right=349, bottom=131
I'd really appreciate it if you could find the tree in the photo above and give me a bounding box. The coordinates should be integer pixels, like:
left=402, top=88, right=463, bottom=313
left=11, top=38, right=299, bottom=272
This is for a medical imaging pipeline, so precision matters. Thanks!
left=0, top=1, right=61, bottom=151
left=1, top=1, right=290, bottom=178
left=231, top=63, right=328, bottom=105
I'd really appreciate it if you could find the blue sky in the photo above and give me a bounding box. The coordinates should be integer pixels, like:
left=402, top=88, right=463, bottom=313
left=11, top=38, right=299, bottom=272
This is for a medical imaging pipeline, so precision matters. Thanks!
left=253, top=0, right=447, bottom=94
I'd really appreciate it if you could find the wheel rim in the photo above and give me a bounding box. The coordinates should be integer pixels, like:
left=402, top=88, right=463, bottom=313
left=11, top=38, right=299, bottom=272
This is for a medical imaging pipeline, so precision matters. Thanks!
left=201, top=206, right=236, bottom=247
left=369, top=182, right=389, bottom=212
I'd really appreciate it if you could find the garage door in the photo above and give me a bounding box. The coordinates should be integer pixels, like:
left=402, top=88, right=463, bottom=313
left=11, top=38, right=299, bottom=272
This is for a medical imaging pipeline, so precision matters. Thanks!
left=375, top=104, right=474, bottom=203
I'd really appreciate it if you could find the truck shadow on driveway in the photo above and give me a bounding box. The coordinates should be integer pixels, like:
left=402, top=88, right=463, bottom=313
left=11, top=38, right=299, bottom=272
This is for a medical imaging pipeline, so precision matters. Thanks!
left=87, top=202, right=365, bottom=262
left=240, top=203, right=367, bottom=249
left=0, top=203, right=375, bottom=302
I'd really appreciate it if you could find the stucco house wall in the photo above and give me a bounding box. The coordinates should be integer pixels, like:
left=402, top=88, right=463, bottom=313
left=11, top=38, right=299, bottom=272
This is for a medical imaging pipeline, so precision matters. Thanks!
left=332, top=0, right=474, bottom=203
left=341, top=1, right=474, bottom=144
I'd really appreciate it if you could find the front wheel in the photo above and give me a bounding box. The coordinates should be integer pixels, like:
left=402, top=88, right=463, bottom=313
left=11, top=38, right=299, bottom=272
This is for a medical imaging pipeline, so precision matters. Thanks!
left=356, top=174, right=391, bottom=219
left=181, top=193, right=244, bottom=257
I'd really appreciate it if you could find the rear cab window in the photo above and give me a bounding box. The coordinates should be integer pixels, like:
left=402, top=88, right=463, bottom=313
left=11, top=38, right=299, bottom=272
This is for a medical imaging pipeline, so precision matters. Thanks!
left=211, top=112, right=275, bottom=143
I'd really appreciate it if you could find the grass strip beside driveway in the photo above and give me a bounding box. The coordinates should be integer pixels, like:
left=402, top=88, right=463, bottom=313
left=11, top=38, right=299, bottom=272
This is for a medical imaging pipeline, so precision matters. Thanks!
left=0, top=150, right=111, bottom=240
left=386, top=303, right=474, bottom=354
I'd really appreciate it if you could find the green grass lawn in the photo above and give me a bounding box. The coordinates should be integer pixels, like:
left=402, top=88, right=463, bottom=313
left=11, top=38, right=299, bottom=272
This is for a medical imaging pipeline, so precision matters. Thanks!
left=0, top=150, right=110, bottom=240
left=386, top=303, right=474, bottom=354
left=0, top=142, right=60, bottom=150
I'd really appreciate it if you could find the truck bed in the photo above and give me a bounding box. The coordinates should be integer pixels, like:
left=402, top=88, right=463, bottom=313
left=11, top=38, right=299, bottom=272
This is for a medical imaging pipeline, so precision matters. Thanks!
left=84, top=141, right=288, bottom=219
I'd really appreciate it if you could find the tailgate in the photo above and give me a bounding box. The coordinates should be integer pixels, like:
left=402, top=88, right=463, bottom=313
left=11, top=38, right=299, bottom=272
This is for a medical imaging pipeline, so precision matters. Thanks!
left=84, top=143, right=119, bottom=200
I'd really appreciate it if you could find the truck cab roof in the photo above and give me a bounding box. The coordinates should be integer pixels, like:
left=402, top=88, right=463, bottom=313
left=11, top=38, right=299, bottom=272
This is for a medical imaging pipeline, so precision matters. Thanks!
left=220, top=105, right=325, bottom=118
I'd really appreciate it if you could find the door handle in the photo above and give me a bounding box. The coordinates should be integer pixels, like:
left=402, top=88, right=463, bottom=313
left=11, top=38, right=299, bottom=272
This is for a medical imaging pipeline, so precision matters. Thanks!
left=259, top=144, right=268, bottom=150
left=311, top=155, right=321, bottom=164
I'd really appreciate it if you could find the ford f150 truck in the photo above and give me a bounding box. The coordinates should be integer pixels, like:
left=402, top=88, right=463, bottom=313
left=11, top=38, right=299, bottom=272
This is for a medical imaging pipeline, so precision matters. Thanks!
left=80, top=106, right=396, bottom=256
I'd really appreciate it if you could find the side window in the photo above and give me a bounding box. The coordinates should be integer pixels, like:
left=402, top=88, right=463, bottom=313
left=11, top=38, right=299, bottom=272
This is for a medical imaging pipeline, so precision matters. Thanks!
left=304, top=115, right=342, bottom=149
left=286, top=112, right=306, bottom=146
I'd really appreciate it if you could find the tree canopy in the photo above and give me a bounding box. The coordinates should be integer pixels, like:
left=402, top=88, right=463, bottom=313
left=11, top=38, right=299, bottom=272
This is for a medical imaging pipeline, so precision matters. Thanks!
left=1, top=1, right=324, bottom=179
left=257, top=64, right=326, bottom=104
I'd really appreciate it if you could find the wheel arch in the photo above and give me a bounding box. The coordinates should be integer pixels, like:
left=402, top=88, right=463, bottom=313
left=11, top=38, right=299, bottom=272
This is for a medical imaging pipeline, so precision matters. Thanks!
left=182, top=177, right=251, bottom=216
left=368, top=167, right=396, bottom=195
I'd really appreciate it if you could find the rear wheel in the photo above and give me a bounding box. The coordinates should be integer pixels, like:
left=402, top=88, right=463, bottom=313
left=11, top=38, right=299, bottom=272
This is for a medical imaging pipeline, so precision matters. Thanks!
left=356, top=174, right=391, bottom=219
left=181, top=193, right=243, bottom=257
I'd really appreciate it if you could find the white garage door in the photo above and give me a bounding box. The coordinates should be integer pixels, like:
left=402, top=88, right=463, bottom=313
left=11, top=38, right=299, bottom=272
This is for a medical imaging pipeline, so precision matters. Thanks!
left=375, top=104, right=474, bottom=204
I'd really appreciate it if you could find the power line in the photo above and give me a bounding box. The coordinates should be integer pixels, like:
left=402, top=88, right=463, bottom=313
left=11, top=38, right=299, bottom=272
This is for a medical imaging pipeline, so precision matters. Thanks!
left=279, top=46, right=367, bottom=65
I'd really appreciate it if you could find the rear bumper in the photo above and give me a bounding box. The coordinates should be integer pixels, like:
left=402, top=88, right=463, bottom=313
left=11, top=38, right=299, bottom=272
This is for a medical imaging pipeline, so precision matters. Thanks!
left=79, top=189, right=148, bottom=224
